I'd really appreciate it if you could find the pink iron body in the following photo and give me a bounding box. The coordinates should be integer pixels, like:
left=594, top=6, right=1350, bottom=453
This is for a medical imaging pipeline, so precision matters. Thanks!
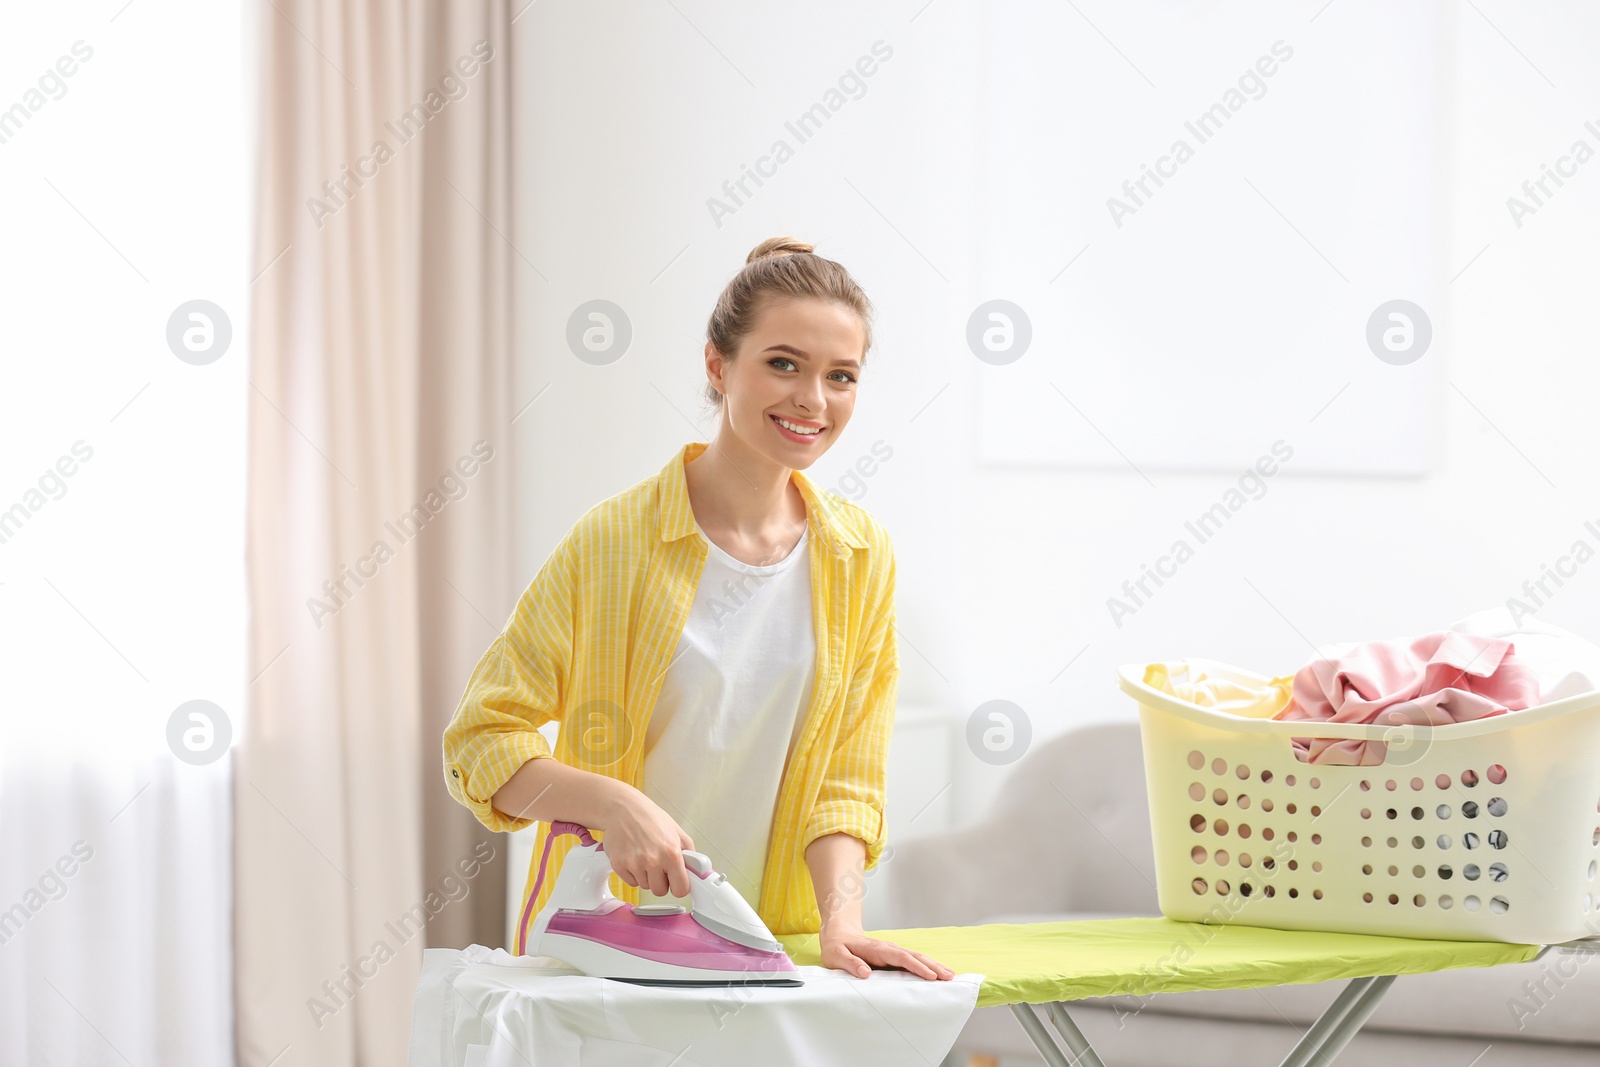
left=523, top=822, right=802, bottom=986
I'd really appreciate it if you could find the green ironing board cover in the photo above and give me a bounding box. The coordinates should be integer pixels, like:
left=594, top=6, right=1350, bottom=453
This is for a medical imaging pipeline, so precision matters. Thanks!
left=776, top=918, right=1542, bottom=1009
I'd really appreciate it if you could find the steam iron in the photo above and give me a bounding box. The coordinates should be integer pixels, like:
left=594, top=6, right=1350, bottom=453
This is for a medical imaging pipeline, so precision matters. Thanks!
left=521, top=821, right=802, bottom=987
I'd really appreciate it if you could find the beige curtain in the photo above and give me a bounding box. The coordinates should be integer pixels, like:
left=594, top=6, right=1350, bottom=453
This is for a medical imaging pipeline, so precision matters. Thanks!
left=241, top=1, right=516, bottom=1064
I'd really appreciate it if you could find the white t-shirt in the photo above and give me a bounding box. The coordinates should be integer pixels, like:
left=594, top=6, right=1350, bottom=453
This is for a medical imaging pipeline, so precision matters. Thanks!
left=638, top=519, right=815, bottom=909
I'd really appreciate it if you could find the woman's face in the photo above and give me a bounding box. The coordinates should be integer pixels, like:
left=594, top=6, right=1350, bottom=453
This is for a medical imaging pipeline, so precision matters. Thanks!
left=705, top=296, right=865, bottom=470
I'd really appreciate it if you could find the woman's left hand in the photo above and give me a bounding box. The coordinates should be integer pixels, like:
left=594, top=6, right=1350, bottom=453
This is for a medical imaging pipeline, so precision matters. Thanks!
left=819, top=926, right=955, bottom=981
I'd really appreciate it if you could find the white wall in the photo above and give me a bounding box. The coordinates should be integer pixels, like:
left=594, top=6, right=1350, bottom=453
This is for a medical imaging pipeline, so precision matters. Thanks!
left=507, top=0, right=1600, bottom=832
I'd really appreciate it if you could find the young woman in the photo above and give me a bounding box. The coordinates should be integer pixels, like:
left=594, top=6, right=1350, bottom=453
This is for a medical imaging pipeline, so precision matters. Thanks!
left=443, top=236, right=952, bottom=983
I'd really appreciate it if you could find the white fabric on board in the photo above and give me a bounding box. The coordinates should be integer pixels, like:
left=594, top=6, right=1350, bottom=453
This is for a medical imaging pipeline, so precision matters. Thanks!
left=409, top=945, right=982, bottom=1067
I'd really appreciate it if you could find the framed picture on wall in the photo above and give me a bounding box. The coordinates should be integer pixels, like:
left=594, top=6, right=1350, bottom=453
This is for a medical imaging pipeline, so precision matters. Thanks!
left=972, top=2, right=1445, bottom=477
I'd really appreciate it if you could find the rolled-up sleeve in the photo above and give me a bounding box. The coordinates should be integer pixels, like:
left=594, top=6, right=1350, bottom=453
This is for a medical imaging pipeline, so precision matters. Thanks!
left=442, top=535, right=575, bottom=833
left=802, top=549, right=898, bottom=870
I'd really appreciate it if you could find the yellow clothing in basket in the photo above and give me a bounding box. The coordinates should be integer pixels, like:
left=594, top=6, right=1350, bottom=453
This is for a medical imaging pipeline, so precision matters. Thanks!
left=1143, top=661, right=1293, bottom=719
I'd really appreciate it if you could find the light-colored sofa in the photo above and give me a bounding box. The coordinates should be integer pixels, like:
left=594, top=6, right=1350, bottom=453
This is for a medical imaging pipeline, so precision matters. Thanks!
left=887, top=723, right=1600, bottom=1067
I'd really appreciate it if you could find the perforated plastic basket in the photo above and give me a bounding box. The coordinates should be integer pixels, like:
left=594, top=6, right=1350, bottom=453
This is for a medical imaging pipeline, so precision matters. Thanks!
left=1118, top=659, right=1600, bottom=945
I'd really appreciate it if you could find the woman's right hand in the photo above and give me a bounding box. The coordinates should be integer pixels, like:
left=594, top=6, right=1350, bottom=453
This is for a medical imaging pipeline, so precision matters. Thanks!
left=600, top=787, right=695, bottom=899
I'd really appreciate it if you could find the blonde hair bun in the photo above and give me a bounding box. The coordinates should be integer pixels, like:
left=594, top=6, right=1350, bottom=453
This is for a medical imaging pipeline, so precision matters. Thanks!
left=746, top=236, right=814, bottom=263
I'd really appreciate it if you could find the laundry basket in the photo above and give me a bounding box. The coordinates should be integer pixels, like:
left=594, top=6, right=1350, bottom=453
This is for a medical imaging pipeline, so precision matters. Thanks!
left=1118, top=659, right=1600, bottom=946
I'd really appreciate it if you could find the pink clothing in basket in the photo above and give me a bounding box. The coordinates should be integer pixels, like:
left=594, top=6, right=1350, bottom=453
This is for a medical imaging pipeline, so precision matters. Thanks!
left=1273, top=631, right=1542, bottom=765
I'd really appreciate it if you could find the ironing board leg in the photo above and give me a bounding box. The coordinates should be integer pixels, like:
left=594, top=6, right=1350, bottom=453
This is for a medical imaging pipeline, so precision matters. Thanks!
left=1006, top=974, right=1399, bottom=1067
left=1008, top=1004, right=1084, bottom=1067
left=1274, top=976, right=1376, bottom=1067
left=1044, top=1003, right=1109, bottom=1067
left=1276, top=974, right=1397, bottom=1067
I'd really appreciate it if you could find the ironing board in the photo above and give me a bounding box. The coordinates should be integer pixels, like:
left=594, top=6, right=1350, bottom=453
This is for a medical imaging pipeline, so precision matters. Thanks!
left=777, top=917, right=1552, bottom=1067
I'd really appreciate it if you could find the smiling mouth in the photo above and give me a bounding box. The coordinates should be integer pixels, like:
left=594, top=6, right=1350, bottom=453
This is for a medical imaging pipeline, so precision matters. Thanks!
left=770, top=414, right=825, bottom=438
